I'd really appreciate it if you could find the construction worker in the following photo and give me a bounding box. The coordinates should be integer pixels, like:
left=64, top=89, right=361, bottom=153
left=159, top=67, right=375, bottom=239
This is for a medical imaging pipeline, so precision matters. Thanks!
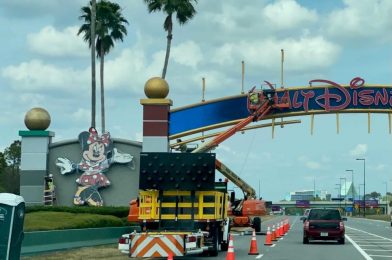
left=46, top=174, right=55, bottom=191
left=249, top=92, right=259, bottom=105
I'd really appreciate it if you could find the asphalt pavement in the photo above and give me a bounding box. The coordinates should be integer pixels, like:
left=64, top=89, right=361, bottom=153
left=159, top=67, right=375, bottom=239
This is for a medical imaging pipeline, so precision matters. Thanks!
left=183, top=215, right=392, bottom=260
left=22, top=215, right=392, bottom=260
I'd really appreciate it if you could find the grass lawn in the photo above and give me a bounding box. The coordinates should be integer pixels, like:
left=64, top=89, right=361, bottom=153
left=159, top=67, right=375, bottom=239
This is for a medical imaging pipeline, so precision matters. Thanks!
left=24, top=211, right=125, bottom=231
left=363, top=214, right=390, bottom=222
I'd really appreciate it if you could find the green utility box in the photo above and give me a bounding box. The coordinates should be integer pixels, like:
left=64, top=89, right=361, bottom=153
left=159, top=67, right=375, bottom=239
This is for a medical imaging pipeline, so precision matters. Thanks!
left=0, top=193, right=25, bottom=260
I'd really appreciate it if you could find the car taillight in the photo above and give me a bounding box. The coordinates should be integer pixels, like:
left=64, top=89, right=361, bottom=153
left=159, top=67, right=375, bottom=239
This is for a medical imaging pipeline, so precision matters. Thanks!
left=118, top=237, right=129, bottom=244
left=339, top=221, right=344, bottom=230
left=187, top=236, right=197, bottom=242
left=304, top=221, right=309, bottom=230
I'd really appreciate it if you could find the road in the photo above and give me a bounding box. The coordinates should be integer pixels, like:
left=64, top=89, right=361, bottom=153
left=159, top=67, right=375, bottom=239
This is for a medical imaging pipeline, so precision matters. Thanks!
left=183, top=215, right=392, bottom=260
left=22, top=216, right=392, bottom=260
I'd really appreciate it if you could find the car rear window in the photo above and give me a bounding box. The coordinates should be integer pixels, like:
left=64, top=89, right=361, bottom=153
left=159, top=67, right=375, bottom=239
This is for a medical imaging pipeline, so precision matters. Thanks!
left=307, top=209, right=341, bottom=220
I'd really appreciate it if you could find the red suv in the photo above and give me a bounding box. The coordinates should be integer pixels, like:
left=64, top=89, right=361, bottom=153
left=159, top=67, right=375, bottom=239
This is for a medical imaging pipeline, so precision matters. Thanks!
left=302, top=208, right=347, bottom=244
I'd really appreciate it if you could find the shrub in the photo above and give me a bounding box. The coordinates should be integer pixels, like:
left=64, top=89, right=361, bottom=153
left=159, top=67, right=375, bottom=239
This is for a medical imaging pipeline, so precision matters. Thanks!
left=25, top=205, right=129, bottom=218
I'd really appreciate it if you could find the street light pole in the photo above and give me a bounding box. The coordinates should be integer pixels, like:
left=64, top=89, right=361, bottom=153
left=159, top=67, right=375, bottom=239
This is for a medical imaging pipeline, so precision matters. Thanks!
left=358, top=184, right=361, bottom=216
left=356, top=158, right=366, bottom=217
left=383, top=181, right=388, bottom=215
left=336, top=183, right=342, bottom=209
left=340, top=177, right=347, bottom=215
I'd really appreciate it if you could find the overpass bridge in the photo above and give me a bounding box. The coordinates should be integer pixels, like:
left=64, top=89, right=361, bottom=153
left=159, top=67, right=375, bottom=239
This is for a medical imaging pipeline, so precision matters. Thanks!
left=272, top=200, right=388, bottom=215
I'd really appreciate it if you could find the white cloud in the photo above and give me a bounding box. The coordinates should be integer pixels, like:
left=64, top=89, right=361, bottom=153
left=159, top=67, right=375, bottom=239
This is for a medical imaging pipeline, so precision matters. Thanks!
left=298, top=155, right=321, bottom=170
left=305, top=161, right=321, bottom=170
left=212, top=36, right=340, bottom=71
left=375, top=164, right=386, bottom=171
left=71, top=108, right=90, bottom=122
left=326, top=0, right=392, bottom=41
left=349, top=144, right=367, bottom=157
left=171, top=41, right=203, bottom=68
left=262, top=0, right=318, bottom=30
left=27, top=26, right=88, bottom=57
left=1, top=59, right=88, bottom=91
left=1, top=47, right=157, bottom=94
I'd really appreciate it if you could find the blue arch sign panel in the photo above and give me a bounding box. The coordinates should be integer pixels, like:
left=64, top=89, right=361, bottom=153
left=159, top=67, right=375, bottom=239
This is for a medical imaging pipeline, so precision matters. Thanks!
left=169, top=78, right=392, bottom=137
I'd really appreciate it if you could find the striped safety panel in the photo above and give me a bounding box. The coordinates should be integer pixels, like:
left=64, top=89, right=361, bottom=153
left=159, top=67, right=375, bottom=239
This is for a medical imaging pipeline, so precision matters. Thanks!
left=130, top=234, right=185, bottom=257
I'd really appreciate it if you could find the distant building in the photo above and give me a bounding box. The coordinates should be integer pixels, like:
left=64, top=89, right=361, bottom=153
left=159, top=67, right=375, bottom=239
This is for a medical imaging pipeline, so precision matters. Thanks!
left=337, top=181, right=357, bottom=200
left=285, top=190, right=331, bottom=201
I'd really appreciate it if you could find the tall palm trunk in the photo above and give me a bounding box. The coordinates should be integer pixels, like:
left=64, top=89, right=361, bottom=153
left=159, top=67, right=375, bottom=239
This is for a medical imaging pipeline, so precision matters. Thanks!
left=162, top=16, right=173, bottom=79
left=100, top=44, right=105, bottom=133
left=91, top=0, right=97, bottom=128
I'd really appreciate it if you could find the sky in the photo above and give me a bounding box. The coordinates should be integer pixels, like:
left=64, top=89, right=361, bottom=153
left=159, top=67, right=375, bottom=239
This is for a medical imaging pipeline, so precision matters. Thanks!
left=1, top=0, right=392, bottom=201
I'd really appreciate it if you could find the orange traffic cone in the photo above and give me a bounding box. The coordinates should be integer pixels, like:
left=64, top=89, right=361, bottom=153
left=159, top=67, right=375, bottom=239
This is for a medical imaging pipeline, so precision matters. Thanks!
left=271, top=224, right=277, bottom=241
left=275, top=223, right=281, bottom=238
left=284, top=219, right=289, bottom=233
left=280, top=221, right=284, bottom=236
left=264, top=226, right=273, bottom=246
left=167, top=251, right=173, bottom=260
left=226, top=234, right=235, bottom=260
left=248, top=229, right=259, bottom=255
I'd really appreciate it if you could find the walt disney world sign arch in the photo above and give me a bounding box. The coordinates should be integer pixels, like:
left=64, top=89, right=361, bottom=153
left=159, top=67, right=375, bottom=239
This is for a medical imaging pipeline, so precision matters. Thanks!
left=169, top=77, right=392, bottom=140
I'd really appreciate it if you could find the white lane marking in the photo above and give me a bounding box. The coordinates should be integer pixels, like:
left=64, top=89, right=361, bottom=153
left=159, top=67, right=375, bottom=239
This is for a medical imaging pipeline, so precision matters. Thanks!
left=271, top=244, right=276, bottom=247
left=367, top=255, right=392, bottom=258
left=365, top=249, right=392, bottom=251
left=346, top=226, right=392, bottom=241
left=359, top=244, right=392, bottom=247
left=357, top=242, right=392, bottom=244
left=256, top=254, right=263, bottom=259
left=354, top=239, right=390, bottom=241
left=345, top=234, right=373, bottom=260
left=350, top=218, right=389, bottom=224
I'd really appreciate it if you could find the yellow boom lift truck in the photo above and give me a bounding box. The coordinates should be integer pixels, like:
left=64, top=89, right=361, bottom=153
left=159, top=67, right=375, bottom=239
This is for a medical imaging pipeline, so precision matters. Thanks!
left=119, top=84, right=290, bottom=257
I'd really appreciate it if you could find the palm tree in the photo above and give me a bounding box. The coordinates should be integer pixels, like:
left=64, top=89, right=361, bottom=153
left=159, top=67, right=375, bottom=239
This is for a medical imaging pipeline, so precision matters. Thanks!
left=144, top=0, right=197, bottom=79
left=78, top=0, right=97, bottom=129
left=78, top=0, right=128, bottom=132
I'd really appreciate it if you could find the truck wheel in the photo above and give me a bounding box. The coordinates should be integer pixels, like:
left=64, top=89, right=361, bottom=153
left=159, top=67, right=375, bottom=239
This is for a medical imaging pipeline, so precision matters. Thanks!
left=253, top=217, right=261, bottom=233
left=209, top=228, right=219, bottom=256
left=220, top=230, right=229, bottom=251
left=220, top=241, right=228, bottom=251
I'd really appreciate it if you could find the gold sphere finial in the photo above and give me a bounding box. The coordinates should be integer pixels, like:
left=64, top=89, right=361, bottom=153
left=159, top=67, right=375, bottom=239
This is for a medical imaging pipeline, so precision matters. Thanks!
left=144, top=77, right=169, bottom=99
left=24, top=107, right=51, bottom=130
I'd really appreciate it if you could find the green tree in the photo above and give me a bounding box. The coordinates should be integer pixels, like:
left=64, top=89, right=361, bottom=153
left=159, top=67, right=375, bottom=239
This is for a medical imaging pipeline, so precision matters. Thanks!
left=2, top=141, right=21, bottom=194
left=144, top=0, right=197, bottom=79
left=0, top=152, right=6, bottom=171
left=4, top=140, right=21, bottom=174
left=366, top=191, right=381, bottom=200
left=78, top=0, right=97, bottom=129
left=78, top=0, right=128, bottom=132
left=0, top=152, right=6, bottom=192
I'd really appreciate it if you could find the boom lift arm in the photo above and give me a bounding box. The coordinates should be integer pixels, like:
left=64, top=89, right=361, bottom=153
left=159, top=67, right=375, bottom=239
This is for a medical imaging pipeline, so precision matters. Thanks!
left=215, top=159, right=256, bottom=199
left=191, top=86, right=289, bottom=197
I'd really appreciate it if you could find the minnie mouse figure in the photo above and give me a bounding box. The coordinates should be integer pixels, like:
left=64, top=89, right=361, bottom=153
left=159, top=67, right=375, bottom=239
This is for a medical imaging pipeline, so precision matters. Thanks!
left=56, top=127, right=133, bottom=206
